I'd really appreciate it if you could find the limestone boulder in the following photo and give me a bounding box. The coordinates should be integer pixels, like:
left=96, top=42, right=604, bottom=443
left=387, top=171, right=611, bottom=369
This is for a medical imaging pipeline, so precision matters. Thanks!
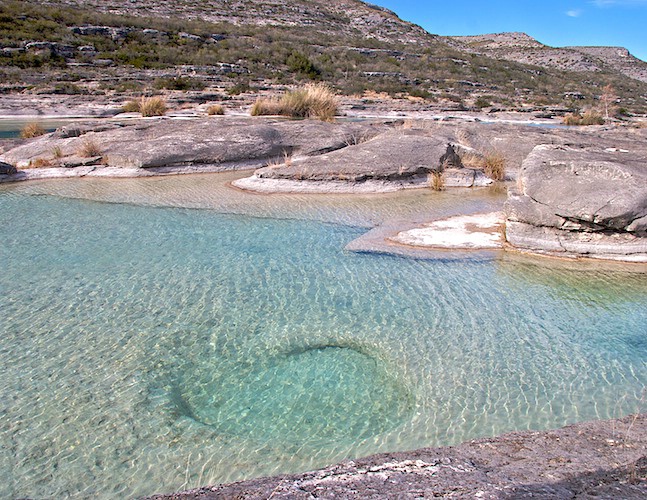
left=505, top=144, right=647, bottom=261
left=255, top=130, right=492, bottom=186
left=0, top=117, right=379, bottom=171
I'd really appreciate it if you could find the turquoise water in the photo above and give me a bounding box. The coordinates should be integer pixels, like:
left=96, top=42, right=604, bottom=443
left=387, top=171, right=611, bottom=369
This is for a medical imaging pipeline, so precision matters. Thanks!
left=1, top=174, right=646, bottom=498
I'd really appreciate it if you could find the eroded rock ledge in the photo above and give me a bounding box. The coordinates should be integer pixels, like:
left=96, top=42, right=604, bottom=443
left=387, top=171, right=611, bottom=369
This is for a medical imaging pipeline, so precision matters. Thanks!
left=505, top=144, right=647, bottom=262
left=151, top=414, right=646, bottom=499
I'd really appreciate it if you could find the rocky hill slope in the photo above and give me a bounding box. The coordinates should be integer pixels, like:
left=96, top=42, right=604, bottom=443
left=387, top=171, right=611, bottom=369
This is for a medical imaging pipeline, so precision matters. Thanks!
left=449, top=32, right=647, bottom=84
left=1, top=0, right=646, bottom=114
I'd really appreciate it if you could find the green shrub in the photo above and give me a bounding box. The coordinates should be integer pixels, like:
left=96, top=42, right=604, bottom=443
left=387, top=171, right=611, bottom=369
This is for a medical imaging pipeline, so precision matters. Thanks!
left=227, top=81, right=252, bottom=95
left=286, top=51, right=320, bottom=79
left=153, top=76, right=205, bottom=91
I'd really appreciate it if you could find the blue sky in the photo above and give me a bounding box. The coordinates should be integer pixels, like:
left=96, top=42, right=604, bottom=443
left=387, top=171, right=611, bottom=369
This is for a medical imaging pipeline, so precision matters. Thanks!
left=370, top=0, right=647, bottom=62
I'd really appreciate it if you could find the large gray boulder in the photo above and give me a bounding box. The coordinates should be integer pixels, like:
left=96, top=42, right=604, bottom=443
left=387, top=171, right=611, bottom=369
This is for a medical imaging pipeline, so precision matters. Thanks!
left=254, top=130, right=492, bottom=187
left=505, top=144, right=647, bottom=262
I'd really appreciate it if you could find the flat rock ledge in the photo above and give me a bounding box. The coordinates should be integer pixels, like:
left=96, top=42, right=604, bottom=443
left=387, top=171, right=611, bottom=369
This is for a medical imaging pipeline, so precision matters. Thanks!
left=505, top=144, right=647, bottom=263
left=233, top=130, right=493, bottom=194
left=391, top=212, right=505, bottom=250
left=151, top=413, right=646, bottom=499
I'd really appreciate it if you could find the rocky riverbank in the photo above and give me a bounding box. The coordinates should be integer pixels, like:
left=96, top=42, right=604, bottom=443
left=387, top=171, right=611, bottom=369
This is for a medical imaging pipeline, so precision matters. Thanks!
left=1, top=114, right=646, bottom=263
left=151, top=413, right=646, bottom=499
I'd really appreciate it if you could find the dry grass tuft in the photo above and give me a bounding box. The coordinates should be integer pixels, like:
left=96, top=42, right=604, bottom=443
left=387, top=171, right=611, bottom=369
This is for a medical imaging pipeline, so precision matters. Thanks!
left=207, top=104, right=225, bottom=116
left=483, top=150, right=506, bottom=181
left=52, top=146, right=64, bottom=158
left=121, top=99, right=141, bottom=113
left=251, top=83, right=338, bottom=121
left=27, top=157, right=54, bottom=168
left=21, top=122, right=46, bottom=139
left=429, top=170, right=445, bottom=191
left=140, top=96, right=167, bottom=117
left=459, top=149, right=506, bottom=181
left=78, top=138, right=102, bottom=158
left=563, top=110, right=605, bottom=126
left=122, top=96, right=167, bottom=116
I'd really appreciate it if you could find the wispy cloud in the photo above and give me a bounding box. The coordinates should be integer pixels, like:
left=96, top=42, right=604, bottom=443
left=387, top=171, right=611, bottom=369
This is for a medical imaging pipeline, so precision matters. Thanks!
left=566, top=9, right=583, bottom=16
left=592, top=0, right=647, bottom=6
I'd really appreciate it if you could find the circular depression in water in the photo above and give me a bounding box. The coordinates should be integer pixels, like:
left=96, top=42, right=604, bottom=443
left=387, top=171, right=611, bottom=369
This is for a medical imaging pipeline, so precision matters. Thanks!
left=176, top=345, right=414, bottom=444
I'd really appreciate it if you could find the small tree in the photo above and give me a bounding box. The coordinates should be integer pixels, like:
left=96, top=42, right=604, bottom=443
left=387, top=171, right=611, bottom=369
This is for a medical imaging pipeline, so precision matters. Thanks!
left=600, top=84, right=618, bottom=122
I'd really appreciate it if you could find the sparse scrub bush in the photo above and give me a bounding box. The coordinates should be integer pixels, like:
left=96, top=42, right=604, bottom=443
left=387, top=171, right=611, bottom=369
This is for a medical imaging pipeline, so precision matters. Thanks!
left=227, top=81, right=253, bottom=95
left=251, top=83, right=338, bottom=121
left=207, top=104, right=225, bottom=115
left=140, top=96, right=167, bottom=116
left=27, top=157, right=54, bottom=168
left=563, top=110, right=605, bottom=126
left=78, top=138, right=102, bottom=157
left=121, top=99, right=141, bottom=113
left=459, top=149, right=506, bottom=181
left=483, top=151, right=506, bottom=181
left=153, top=76, right=205, bottom=91
left=429, top=170, right=445, bottom=191
left=286, top=51, right=321, bottom=79
left=122, top=96, right=168, bottom=116
left=474, top=96, right=492, bottom=109
left=20, top=122, right=46, bottom=139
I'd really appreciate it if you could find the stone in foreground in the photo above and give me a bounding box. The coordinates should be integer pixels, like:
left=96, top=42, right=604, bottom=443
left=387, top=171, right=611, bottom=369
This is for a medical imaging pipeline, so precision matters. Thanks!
left=505, top=144, right=647, bottom=262
left=150, top=414, right=646, bottom=499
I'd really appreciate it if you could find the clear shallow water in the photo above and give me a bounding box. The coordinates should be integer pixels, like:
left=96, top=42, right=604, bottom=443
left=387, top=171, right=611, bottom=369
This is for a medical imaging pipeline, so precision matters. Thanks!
left=1, top=174, right=646, bottom=498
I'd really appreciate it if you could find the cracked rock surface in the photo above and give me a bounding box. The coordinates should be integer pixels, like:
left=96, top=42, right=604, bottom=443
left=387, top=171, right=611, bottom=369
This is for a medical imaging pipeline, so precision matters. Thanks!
left=151, top=414, right=646, bottom=499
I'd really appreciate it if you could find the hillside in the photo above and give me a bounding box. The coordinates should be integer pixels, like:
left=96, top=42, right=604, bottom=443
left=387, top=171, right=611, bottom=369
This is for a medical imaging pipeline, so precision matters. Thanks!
left=1, top=0, right=646, bottom=114
left=449, top=32, right=647, bottom=84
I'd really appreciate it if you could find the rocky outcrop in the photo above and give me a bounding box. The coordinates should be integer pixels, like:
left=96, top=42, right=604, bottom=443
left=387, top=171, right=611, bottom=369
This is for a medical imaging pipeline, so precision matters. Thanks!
left=0, top=161, right=17, bottom=175
left=235, top=130, right=493, bottom=193
left=505, top=144, right=647, bottom=262
left=151, top=413, right=647, bottom=499
left=0, top=117, right=381, bottom=175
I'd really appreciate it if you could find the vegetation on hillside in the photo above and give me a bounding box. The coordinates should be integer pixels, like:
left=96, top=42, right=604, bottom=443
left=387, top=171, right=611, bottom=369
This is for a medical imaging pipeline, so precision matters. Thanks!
left=1, top=0, right=646, bottom=113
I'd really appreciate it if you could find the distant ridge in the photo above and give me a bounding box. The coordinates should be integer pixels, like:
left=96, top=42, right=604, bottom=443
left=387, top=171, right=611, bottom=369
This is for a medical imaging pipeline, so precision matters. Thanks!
left=448, top=32, right=647, bottom=83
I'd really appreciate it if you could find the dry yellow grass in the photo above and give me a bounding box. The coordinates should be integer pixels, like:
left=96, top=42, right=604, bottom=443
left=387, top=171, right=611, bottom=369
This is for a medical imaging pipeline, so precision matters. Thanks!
left=459, top=149, right=506, bottom=181
left=20, top=122, right=46, bottom=139
left=140, top=96, right=167, bottom=117
left=483, top=151, right=506, bottom=181
left=26, top=157, right=54, bottom=168
left=207, top=104, right=225, bottom=115
left=563, top=110, right=605, bottom=126
left=429, top=170, right=445, bottom=191
left=251, top=83, right=338, bottom=121
left=122, top=96, right=167, bottom=116
left=78, top=138, right=102, bottom=157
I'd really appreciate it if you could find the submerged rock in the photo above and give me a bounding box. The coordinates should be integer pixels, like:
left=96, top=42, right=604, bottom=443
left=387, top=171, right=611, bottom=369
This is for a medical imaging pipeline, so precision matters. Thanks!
left=505, top=144, right=647, bottom=262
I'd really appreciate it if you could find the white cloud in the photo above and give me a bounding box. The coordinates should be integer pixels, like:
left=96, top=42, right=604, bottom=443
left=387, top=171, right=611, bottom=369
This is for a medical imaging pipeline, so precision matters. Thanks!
left=566, top=9, right=583, bottom=16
